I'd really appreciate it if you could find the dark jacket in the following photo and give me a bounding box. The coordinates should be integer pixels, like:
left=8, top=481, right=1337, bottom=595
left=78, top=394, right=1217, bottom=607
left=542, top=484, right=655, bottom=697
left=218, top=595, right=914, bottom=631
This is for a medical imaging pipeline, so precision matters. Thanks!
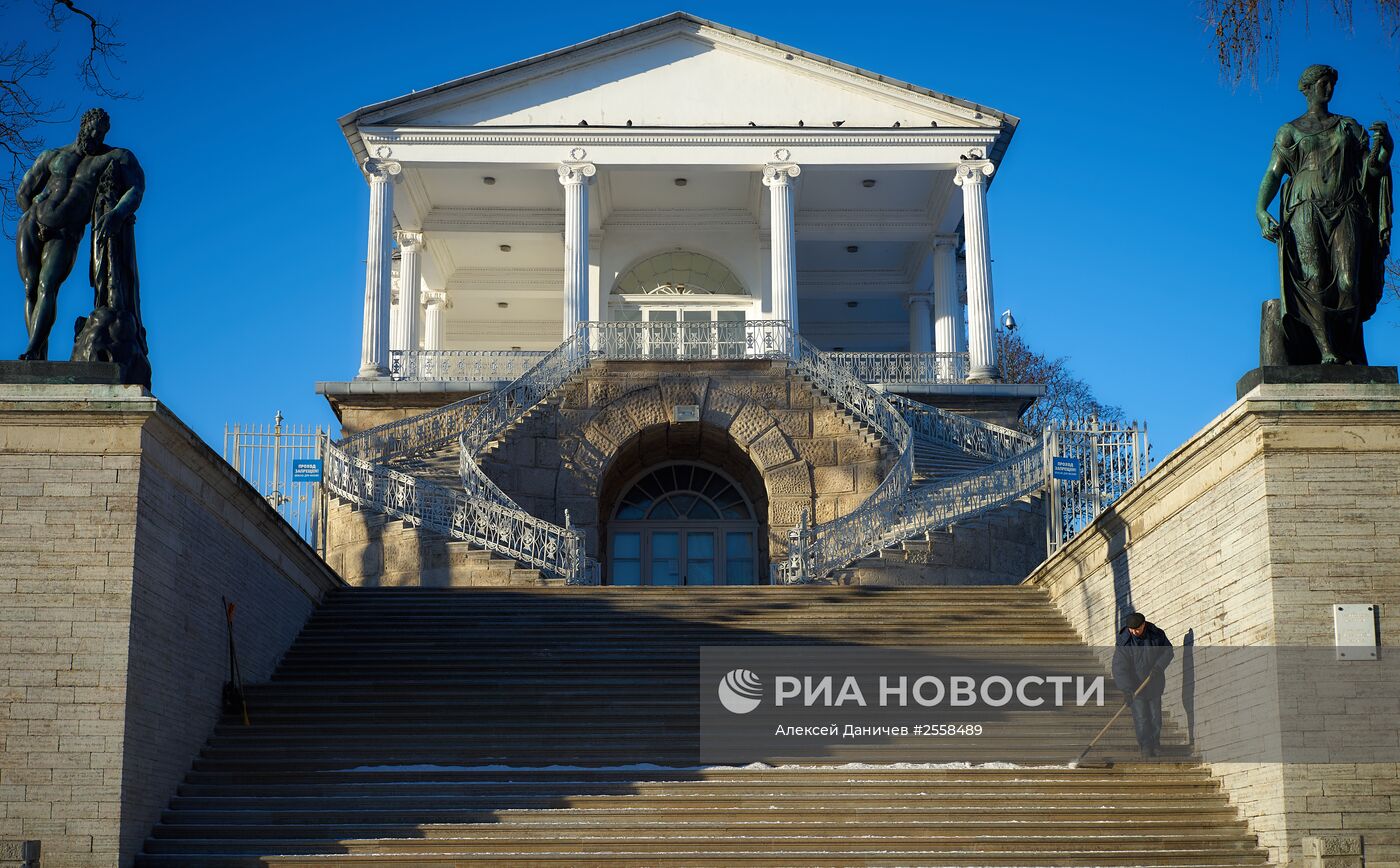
left=1112, top=622, right=1174, bottom=698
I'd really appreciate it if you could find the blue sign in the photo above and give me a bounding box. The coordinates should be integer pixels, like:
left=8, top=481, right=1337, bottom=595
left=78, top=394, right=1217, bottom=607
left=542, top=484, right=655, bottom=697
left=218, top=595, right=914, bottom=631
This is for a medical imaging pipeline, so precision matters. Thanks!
left=1052, top=457, right=1082, bottom=481
left=291, top=459, right=323, bottom=482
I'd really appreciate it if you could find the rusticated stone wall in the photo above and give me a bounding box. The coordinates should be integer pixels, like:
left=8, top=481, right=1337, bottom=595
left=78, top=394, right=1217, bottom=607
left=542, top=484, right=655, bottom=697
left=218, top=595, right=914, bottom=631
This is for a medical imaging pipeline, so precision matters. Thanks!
left=477, top=360, right=892, bottom=571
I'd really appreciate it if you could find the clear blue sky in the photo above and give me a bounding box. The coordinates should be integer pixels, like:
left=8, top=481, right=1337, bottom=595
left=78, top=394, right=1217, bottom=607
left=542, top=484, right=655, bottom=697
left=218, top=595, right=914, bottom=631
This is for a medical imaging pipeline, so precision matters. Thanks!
left=10, top=0, right=1399, bottom=460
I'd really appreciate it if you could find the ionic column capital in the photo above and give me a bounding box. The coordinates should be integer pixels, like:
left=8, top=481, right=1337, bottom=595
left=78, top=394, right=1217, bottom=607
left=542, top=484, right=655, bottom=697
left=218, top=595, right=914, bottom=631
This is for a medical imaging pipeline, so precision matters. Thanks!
left=363, top=158, right=403, bottom=183
left=557, top=162, right=597, bottom=185
left=953, top=160, right=995, bottom=188
left=904, top=292, right=934, bottom=310
left=762, top=163, right=801, bottom=187
left=422, top=290, right=452, bottom=309
left=394, top=228, right=424, bottom=250
left=933, top=234, right=960, bottom=251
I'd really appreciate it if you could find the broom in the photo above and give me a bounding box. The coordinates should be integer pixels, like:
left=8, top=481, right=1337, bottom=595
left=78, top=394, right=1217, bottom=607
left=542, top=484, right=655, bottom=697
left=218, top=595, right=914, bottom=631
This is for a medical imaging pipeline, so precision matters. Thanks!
left=221, top=597, right=251, bottom=726
left=1067, top=671, right=1155, bottom=769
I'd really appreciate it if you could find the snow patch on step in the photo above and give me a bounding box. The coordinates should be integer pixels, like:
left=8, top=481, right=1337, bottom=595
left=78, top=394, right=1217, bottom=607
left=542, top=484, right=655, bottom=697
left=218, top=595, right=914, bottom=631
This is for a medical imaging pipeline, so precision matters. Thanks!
left=341, top=761, right=1072, bottom=772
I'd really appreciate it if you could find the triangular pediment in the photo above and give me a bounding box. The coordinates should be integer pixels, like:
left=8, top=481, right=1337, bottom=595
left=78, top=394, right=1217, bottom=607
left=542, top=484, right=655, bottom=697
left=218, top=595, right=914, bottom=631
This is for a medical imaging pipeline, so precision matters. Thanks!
left=348, top=14, right=1012, bottom=131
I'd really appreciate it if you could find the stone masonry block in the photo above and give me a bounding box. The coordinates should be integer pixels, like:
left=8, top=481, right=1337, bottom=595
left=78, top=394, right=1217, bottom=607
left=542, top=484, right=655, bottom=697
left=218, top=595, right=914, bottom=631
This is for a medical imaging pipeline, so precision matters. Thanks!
left=620, top=387, right=666, bottom=432
left=659, top=376, right=709, bottom=411
left=730, top=403, right=774, bottom=447
left=772, top=410, right=813, bottom=439
left=814, top=465, right=855, bottom=496
left=794, top=438, right=838, bottom=467
left=701, top=388, right=744, bottom=430
left=748, top=427, right=796, bottom=469
left=765, top=461, right=813, bottom=498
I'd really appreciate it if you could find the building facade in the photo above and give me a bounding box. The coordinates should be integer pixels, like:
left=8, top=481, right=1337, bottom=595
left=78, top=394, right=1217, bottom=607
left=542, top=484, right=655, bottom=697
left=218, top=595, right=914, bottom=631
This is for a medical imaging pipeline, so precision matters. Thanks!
left=317, top=13, right=1048, bottom=587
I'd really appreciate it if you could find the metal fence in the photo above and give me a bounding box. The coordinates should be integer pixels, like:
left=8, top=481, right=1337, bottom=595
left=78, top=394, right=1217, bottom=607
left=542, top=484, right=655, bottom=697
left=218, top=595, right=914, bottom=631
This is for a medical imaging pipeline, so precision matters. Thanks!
left=1044, top=419, right=1151, bottom=554
left=223, top=413, right=329, bottom=555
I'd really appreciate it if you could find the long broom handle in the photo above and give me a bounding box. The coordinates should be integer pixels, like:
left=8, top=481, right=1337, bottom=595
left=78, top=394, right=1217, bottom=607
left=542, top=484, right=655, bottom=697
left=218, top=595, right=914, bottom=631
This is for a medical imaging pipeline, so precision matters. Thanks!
left=1071, top=671, right=1156, bottom=766
left=223, top=597, right=251, bottom=726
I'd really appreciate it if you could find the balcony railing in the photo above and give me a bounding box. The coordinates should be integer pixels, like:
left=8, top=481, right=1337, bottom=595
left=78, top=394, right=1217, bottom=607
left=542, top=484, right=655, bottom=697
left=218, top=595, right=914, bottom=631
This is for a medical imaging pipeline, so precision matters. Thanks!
left=825, top=351, right=970, bottom=385
left=390, top=349, right=549, bottom=382
left=391, top=341, right=973, bottom=385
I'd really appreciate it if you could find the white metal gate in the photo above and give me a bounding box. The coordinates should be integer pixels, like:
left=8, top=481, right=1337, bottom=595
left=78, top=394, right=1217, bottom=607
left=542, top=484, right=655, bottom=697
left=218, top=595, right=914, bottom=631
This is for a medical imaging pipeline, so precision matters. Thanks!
left=1044, top=419, right=1151, bottom=554
left=223, top=412, right=329, bottom=555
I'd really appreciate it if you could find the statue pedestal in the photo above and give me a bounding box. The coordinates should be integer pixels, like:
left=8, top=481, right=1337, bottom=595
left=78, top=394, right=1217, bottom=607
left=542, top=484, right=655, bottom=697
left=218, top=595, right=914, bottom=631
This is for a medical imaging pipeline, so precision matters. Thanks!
left=0, top=360, right=124, bottom=386
left=1235, top=364, right=1398, bottom=400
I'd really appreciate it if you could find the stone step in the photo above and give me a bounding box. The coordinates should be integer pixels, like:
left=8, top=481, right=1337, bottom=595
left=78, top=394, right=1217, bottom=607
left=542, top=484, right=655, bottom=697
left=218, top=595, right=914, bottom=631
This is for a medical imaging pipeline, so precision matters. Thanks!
left=141, top=587, right=1265, bottom=866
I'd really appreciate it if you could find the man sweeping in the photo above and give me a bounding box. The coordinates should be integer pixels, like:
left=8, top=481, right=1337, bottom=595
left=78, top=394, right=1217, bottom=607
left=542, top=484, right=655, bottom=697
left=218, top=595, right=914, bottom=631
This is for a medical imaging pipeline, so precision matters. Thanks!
left=1112, top=612, right=1174, bottom=758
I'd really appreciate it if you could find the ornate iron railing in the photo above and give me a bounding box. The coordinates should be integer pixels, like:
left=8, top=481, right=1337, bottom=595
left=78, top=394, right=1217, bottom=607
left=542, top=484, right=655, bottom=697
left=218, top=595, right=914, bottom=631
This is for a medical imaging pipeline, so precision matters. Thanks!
left=589, top=318, right=789, bottom=361
left=827, top=351, right=971, bottom=384
left=774, top=332, right=916, bottom=582
left=391, top=344, right=972, bottom=384
left=889, top=394, right=1034, bottom=461
left=779, top=393, right=1045, bottom=581
left=389, top=349, right=548, bottom=382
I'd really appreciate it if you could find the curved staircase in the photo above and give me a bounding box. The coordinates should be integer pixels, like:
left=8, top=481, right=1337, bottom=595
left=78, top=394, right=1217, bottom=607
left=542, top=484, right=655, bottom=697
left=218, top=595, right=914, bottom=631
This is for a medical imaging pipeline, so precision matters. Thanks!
left=324, top=322, right=1048, bottom=584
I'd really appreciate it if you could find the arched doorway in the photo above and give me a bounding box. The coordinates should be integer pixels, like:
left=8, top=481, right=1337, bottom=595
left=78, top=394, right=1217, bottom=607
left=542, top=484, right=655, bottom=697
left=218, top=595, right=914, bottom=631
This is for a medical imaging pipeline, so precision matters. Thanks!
left=608, top=462, right=759, bottom=585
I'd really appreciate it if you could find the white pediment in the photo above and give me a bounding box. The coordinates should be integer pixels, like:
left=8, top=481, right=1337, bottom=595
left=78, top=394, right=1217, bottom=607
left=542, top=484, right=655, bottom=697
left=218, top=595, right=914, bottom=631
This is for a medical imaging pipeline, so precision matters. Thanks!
left=354, top=15, right=1009, bottom=131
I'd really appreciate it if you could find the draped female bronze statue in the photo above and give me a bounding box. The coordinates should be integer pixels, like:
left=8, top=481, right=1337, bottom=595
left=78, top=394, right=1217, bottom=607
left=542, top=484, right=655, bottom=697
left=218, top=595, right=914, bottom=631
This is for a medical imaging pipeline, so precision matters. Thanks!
left=15, top=108, right=150, bottom=388
left=1256, top=65, right=1392, bottom=366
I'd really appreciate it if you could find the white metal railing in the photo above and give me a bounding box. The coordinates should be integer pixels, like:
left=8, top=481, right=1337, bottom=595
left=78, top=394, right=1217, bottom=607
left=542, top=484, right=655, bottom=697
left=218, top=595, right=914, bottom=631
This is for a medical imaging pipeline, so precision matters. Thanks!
left=590, top=318, right=789, bottom=361
left=391, top=344, right=971, bottom=384
left=389, top=349, right=548, bottom=382
left=223, top=413, right=329, bottom=555
left=889, top=394, right=1034, bottom=461
left=779, top=394, right=1043, bottom=582
left=827, top=351, right=971, bottom=385
left=774, top=331, right=915, bottom=583
left=1045, top=419, right=1150, bottom=554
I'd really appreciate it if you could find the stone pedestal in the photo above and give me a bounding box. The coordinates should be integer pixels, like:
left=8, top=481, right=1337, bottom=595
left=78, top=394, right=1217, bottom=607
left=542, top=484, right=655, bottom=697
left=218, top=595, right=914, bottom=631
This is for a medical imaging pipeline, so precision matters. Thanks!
left=1028, top=380, right=1400, bottom=866
left=1235, top=364, right=1398, bottom=400
left=0, top=360, right=123, bottom=386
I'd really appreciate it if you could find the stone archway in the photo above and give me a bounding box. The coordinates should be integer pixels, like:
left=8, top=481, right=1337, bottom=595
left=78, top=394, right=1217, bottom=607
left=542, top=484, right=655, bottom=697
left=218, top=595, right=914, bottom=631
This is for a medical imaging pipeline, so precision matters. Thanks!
left=597, top=427, right=771, bottom=584
left=558, top=373, right=817, bottom=570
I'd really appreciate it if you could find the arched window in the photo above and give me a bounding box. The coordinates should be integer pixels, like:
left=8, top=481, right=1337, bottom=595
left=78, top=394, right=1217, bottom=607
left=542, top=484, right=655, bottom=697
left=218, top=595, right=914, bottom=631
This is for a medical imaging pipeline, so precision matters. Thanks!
left=612, top=252, right=747, bottom=297
left=609, top=463, right=759, bottom=586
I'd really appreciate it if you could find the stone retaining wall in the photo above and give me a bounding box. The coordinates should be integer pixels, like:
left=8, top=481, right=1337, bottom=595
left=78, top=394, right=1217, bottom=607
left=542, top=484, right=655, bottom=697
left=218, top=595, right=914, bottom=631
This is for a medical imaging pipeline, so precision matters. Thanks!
left=1025, top=382, right=1400, bottom=867
left=0, top=384, right=343, bottom=867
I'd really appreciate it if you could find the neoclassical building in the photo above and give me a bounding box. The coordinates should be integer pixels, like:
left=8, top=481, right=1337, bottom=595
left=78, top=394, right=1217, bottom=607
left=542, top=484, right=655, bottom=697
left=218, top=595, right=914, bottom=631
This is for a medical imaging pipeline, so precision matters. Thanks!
left=318, top=13, right=1047, bottom=587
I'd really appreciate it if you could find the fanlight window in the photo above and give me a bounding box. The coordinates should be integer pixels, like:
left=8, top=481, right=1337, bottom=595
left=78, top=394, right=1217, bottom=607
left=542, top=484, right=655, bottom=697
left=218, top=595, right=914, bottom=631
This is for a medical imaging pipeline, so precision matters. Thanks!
left=612, top=252, right=747, bottom=297
left=614, top=465, right=754, bottom=521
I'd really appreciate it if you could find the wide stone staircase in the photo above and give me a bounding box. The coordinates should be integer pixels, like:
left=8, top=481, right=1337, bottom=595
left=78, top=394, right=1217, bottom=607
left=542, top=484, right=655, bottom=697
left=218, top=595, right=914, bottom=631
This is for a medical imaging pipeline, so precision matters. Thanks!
left=138, top=587, right=1269, bottom=866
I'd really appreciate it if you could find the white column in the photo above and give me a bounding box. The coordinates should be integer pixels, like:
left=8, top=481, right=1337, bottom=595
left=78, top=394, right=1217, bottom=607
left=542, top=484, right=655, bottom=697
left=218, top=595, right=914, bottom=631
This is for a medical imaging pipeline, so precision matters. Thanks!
left=931, top=235, right=959, bottom=378
left=358, top=158, right=401, bottom=379
left=422, top=290, right=451, bottom=351
left=558, top=162, right=596, bottom=341
left=905, top=293, right=933, bottom=353
left=394, top=230, right=424, bottom=351
left=954, top=159, right=998, bottom=382
left=762, top=163, right=801, bottom=332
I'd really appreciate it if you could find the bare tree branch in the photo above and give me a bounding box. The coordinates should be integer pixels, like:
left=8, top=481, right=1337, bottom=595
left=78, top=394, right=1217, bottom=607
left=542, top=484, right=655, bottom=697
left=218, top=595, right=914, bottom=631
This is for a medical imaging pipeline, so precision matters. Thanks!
left=996, top=330, right=1126, bottom=433
left=0, top=1, right=128, bottom=236
left=1202, top=0, right=1400, bottom=87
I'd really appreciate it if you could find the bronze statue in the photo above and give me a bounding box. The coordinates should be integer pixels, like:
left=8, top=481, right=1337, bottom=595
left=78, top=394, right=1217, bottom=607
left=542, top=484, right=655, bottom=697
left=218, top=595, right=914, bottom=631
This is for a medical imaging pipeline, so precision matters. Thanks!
left=16, top=108, right=149, bottom=387
left=1256, top=65, right=1392, bottom=366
